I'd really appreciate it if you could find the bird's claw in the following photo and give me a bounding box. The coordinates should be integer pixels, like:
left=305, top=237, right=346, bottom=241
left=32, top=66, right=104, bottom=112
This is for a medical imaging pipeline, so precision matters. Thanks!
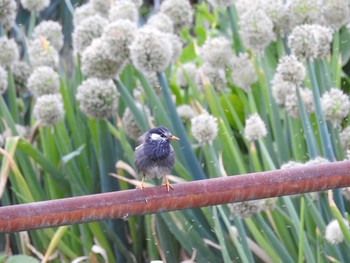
left=138, top=177, right=145, bottom=190
left=162, top=176, right=174, bottom=192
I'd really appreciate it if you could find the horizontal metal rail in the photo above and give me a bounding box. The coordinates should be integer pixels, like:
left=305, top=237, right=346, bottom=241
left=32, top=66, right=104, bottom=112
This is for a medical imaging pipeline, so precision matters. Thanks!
left=1, top=160, right=350, bottom=233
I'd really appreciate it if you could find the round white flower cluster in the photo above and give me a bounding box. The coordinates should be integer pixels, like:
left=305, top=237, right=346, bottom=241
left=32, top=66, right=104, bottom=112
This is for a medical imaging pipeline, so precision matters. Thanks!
left=33, top=94, right=64, bottom=126
left=321, top=88, right=350, bottom=127
left=33, top=21, right=64, bottom=51
left=244, top=113, right=267, bottom=141
left=191, top=112, right=218, bottom=144
left=288, top=24, right=333, bottom=60
left=76, top=78, right=119, bottom=119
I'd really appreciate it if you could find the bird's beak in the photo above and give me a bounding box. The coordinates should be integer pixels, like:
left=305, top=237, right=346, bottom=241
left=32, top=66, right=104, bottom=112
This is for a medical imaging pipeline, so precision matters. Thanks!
left=170, top=135, right=180, bottom=140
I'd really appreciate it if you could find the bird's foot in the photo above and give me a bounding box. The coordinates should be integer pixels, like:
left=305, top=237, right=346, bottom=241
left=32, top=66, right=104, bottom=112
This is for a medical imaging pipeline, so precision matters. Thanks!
left=138, top=176, right=145, bottom=190
left=162, top=176, right=174, bottom=192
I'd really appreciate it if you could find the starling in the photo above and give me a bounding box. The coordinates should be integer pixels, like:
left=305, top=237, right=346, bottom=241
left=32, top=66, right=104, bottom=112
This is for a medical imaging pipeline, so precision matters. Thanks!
left=134, top=126, right=179, bottom=191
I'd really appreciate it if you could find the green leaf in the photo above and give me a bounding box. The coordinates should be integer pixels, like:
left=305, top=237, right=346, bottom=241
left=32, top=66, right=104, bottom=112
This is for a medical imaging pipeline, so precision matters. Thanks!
left=179, top=42, right=197, bottom=63
left=218, top=93, right=244, bottom=131
left=61, top=144, right=86, bottom=165
left=213, top=207, right=232, bottom=263
left=5, top=255, right=39, bottom=263
left=156, top=215, right=180, bottom=263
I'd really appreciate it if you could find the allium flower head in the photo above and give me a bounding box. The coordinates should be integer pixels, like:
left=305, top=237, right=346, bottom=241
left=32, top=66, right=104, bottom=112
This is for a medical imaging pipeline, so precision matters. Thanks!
left=32, top=21, right=64, bottom=51
left=115, top=0, right=142, bottom=8
left=102, top=20, right=136, bottom=62
left=288, top=24, right=333, bottom=60
left=122, top=104, right=151, bottom=140
left=73, top=15, right=108, bottom=55
left=281, top=160, right=304, bottom=170
left=147, top=13, right=174, bottom=33
left=167, top=33, right=183, bottom=62
left=200, top=37, right=233, bottom=69
left=305, top=157, right=329, bottom=166
left=313, top=25, right=333, bottom=58
left=91, top=0, right=110, bottom=15
left=271, top=74, right=297, bottom=105
left=275, top=55, right=306, bottom=84
left=130, top=28, right=173, bottom=73
left=0, top=0, right=16, bottom=30
left=321, top=88, right=350, bottom=127
left=0, top=36, right=19, bottom=68
left=288, top=25, right=318, bottom=60
left=21, top=0, right=49, bottom=13
left=76, top=78, right=118, bottom=119
left=259, top=0, right=287, bottom=35
left=244, top=113, right=267, bottom=141
left=285, top=88, right=314, bottom=118
left=230, top=52, right=257, bottom=92
left=33, top=94, right=64, bottom=126
left=177, top=104, right=195, bottom=122
left=321, top=0, right=350, bottom=30
left=0, top=66, right=8, bottom=95
left=160, top=0, right=193, bottom=34
left=81, top=38, right=125, bottom=79
left=286, top=0, right=322, bottom=28
left=339, top=126, right=350, bottom=152
left=236, top=0, right=287, bottom=35
left=235, top=0, right=261, bottom=14
left=109, top=1, right=138, bottom=23
left=28, top=66, right=59, bottom=97
left=73, top=4, right=95, bottom=27
left=207, top=0, right=235, bottom=8
left=11, top=61, right=31, bottom=92
left=229, top=200, right=267, bottom=219
left=239, top=9, right=275, bottom=53
left=325, top=219, right=349, bottom=244
left=28, top=38, right=59, bottom=68
left=198, top=62, right=226, bottom=91
left=191, top=112, right=218, bottom=144
left=176, top=62, right=198, bottom=87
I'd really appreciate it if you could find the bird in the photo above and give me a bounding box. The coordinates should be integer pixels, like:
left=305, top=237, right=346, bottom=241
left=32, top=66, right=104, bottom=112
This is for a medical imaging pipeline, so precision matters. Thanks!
left=134, top=126, right=180, bottom=191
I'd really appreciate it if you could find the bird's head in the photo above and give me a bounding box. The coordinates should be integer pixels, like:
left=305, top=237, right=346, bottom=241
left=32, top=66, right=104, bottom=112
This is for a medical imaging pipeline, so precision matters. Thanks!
left=144, top=126, right=179, bottom=160
left=147, top=126, right=180, bottom=143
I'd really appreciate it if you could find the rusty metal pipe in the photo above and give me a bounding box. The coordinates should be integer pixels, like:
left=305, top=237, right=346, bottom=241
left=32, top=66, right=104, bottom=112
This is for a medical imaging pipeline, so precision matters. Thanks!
left=1, top=160, right=350, bottom=233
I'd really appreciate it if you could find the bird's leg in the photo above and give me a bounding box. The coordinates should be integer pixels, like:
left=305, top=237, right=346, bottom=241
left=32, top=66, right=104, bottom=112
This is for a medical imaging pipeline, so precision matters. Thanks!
left=162, top=175, right=174, bottom=192
left=140, top=175, right=145, bottom=190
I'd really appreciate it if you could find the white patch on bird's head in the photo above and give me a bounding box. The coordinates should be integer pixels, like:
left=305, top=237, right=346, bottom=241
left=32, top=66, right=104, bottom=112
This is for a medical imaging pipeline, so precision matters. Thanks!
left=150, top=133, right=166, bottom=141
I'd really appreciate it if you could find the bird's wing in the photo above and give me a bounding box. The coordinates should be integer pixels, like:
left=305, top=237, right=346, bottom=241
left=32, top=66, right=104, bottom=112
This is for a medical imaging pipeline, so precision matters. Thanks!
left=136, top=131, right=148, bottom=148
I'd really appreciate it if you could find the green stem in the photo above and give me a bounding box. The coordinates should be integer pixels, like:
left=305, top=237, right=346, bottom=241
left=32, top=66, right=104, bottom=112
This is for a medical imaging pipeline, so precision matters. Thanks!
left=260, top=56, right=288, bottom=164
left=306, top=59, right=345, bottom=216
left=204, top=81, right=246, bottom=173
left=288, top=116, right=305, bottom=161
left=6, top=70, right=20, bottom=123
left=203, top=143, right=221, bottom=178
left=331, top=31, right=340, bottom=87
left=157, top=72, right=206, bottom=180
left=258, top=139, right=276, bottom=170
left=298, top=197, right=305, bottom=263
left=114, top=79, right=148, bottom=131
left=295, top=86, right=318, bottom=158
left=227, top=5, right=244, bottom=54
left=249, top=142, right=263, bottom=172
left=27, top=11, right=36, bottom=37
left=96, top=119, right=118, bottom=192
left=213, top=207, right=231, bottom=263
left=220, top=91, right=244, bottom=131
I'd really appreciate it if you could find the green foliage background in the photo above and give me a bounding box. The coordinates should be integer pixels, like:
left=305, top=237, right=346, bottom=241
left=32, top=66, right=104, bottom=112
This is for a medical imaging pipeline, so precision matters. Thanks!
left=1, top=1, right=350, bottom=262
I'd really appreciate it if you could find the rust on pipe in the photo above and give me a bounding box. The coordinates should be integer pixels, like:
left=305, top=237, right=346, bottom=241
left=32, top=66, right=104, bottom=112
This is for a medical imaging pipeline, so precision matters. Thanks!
left=1, top=160, right=350, bottom=233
